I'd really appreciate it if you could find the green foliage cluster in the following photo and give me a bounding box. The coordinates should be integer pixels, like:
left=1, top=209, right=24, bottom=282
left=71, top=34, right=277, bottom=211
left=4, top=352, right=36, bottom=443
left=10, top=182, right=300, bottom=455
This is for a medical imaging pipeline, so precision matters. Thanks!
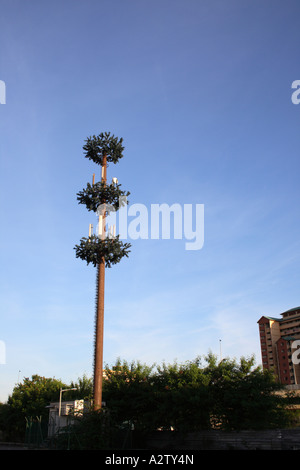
left=74, top=131, right=131, bottom=268
left=101, top=354, right=290, bottom=434
left=0, top=355, right=293, bottom=448
left=55, top=355, right=292, bottom=449
left=77, top=181, right=130, bottom=213
left=83, top=132, right=124, bottom=166
left=74, top=235, right=131, bottom=268
left=0, top=374, right=92, bottom=441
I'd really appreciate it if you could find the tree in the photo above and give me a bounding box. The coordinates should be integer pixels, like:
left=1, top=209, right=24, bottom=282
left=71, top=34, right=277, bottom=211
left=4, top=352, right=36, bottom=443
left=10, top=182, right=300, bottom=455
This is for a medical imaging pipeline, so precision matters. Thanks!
left=152, top=358, right=212, bottom=431
left=32, top=355, right=292, bottom=449
left=0, top=375, right=66, bottom=440
left=102, top=359, right=155, bottom=431
left=0, top=374, right=94, bottom=442
left=69, top=374, right=93, bottom=401
left=101, top=355, right=290, bottom=433
left=204, top=353, right=289, bottom=430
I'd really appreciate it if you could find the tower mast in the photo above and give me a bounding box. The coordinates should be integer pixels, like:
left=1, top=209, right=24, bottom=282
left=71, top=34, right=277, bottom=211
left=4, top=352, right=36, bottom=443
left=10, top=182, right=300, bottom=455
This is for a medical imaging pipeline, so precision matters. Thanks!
left=93, top=154, right=107, bottom=410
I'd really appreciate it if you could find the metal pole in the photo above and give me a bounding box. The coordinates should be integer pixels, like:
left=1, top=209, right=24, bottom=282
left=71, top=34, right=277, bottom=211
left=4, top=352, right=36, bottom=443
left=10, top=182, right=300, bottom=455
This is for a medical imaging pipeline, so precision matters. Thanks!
left=93, top=154, right=107, bottom=410
left=59, top=388, right=62, bottom=417
left=59, top=387, right=77, bottom=417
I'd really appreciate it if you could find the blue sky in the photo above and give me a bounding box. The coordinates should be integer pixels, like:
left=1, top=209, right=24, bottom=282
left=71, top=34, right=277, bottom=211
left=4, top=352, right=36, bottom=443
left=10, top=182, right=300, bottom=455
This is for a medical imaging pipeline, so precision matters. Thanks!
left=0, top=0, right=300, bottom=402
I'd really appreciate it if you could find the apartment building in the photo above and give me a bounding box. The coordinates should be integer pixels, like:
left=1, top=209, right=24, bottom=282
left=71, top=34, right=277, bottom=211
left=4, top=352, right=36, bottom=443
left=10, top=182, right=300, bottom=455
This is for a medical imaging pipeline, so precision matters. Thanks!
left=258, top=307, right=300, bottom=386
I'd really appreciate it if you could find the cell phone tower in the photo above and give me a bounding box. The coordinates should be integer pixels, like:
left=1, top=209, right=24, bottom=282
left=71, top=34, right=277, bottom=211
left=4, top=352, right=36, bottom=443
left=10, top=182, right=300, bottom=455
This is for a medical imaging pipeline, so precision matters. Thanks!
left=74, top=132, right=131, bottom=410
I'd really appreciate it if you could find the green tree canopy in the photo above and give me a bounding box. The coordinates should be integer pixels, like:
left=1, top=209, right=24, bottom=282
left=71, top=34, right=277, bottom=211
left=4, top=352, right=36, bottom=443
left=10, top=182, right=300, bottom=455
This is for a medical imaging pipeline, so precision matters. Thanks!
left=75, top=234, right=131, bottom=268
left=83, top=132, right=124, bottom=166
left=0, top=374, right=93, bottom=441
left=0, top=355, right=292, bottom=446
left=102, top=354, right=290, bottom=432
left=0, top=375, right=66, bottom=440
left=77, top=181, right=130, bottom=213
left=8, top=375, right=65, bottom=417
left=74, top=132, right=131, bottom=269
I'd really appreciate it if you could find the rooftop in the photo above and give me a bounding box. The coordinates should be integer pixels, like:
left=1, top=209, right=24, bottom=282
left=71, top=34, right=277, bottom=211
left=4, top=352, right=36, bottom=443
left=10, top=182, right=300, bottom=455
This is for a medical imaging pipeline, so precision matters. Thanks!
left=258, top=307, right=300, bottom=324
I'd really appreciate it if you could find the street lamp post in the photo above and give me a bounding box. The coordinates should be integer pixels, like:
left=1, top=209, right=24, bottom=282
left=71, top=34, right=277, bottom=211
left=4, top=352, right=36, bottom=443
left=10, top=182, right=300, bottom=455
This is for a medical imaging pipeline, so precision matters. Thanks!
left=58, top=387, right=78, bottom=417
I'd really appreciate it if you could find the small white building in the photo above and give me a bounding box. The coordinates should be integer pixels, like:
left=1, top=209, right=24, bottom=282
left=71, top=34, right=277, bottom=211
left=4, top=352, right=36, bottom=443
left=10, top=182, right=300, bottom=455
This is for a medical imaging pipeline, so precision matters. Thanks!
left=47, top=400, right=85, bottom=437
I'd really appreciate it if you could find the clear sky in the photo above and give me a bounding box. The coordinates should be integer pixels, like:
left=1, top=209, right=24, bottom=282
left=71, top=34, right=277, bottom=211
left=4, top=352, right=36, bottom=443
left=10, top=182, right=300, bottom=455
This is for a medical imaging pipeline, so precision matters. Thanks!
left=0, top=0, right=300, bottom=402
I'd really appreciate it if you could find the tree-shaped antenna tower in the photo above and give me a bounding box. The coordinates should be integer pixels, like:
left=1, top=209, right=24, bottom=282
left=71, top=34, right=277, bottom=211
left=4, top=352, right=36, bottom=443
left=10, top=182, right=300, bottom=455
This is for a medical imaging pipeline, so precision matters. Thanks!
left=74, top=132, right=131, bottom=410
